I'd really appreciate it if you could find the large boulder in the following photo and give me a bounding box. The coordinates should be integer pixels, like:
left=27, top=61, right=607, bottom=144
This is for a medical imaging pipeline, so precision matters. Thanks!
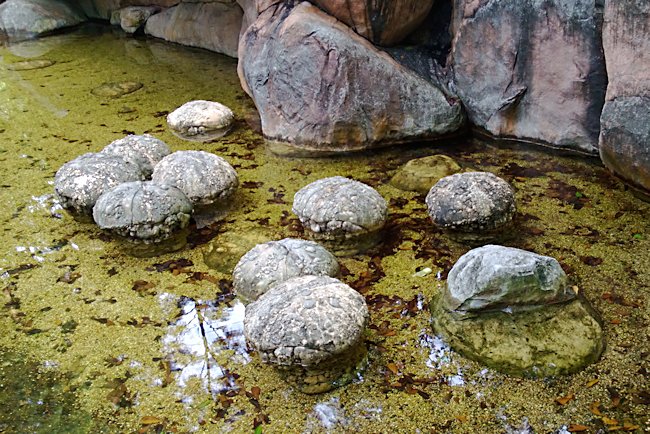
left=144, top=1, right=243, bottom=58
left=310, top=0, right=434, bottom=46
left=450, top=0, right=607, bottom=154
left=238, top=1, right=465, bottom=154
left=77, top=0, right=178, bottom=20
left=0, top=0, right=86, bottom=41
left=598, top=0, right=650, bottom=196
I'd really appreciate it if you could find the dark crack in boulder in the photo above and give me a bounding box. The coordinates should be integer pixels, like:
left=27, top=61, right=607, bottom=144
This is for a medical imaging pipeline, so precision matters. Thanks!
left=101, top=134, right=170, bottom=179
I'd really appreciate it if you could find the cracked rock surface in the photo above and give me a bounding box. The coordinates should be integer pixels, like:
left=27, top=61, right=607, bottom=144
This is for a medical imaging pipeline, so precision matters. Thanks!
left=233, top=238, right=339, bottom=303
left=244, top=275, right=368, bottom=367
left=93, top=181, right=192, bottom=243
left=166, top=100, right=234, bottom=142
left=54, top=152, right=144, bottom=220
left=101, top=134, right=170, bottom=179
left=425, top=171, right=516, bottom=234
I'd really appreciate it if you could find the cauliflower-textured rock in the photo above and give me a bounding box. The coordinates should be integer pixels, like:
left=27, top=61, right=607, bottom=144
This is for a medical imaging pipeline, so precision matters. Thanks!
left=167, top=100, right=234, bottom=142
left=54, top=152, right=144, bottom=221
left=292, top=176, right=387, bottom=256
left=152, top=150, right=238, bottom=227
left=390, top=155, right=462, bottom=194
left=101, top=134, right=170, bottom=178
left=233, top=238, right=339, bottom=302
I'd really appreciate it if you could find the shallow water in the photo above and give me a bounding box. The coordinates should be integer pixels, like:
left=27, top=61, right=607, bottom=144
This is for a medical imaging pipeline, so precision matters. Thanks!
left=0, top=24, right=648, bottom=433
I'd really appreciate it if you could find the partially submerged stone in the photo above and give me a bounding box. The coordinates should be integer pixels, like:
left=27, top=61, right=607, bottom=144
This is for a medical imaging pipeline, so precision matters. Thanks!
left=93, top=181, right=192, bottom=257
left=425, top=172, right=516, bottom=243
left=0, top=0, right=85, bottom=42
left=431, top=245, right=604, bottom=377
left=101, top=134, right=171, bottom=179
left=54, top=152, right=144, bottom=221
left=6, top=59, right=55, bottom=71
left=91, top=81, right=143, bottom=98
left=233, top=238, right=339, bottom=302
left=292, top=176, right=387, bottom=256
left=166, top=100, right=234, bottom=142
left=445, top=245, right=576, bottom=314
left=244, top=275, right=368, bottom=393
left=390, top=155, right=462, bottom=194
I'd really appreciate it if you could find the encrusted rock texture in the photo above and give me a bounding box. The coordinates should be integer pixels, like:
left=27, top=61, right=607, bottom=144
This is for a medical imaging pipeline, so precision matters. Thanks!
left=598, top=0, right=650, bottom=194
left=450, top=0, right=607, bottom=154
left=238, top=1, right=465, bottom=153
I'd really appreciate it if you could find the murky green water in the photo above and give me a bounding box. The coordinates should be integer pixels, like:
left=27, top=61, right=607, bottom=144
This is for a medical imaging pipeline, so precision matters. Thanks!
left=0, top=24, right=648, bottom=433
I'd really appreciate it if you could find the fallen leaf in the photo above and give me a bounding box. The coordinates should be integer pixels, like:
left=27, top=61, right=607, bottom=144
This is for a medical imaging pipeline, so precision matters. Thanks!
left=589, top=401, right=602, bottom=416
left=555, top=393, right=576, bottom=405
left=250, top=386, right=261, bottom=400
left=602, top=417, right=619, bottom=426
left=141, top=416, right=162, bottom=425
left=455, top=415, right=468, bottom=423
left=586, top=379, right=599, bottom=388
left=622, top=422, right=640, bottom=431
left=567, top=424, right=589, bottom=432
left=386, top=363, right=399, bottom=375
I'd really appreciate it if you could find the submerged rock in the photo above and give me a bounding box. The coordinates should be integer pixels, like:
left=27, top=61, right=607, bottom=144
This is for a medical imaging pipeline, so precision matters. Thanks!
left=6, top=59, right=55, bottom=71
left=166, top=100, right=234, bottom=142
left=54, top=152, right=144, bottom=221
left=91, top=81, right=143, bottom=98
left=203, top=230, right=273, bottom=274
left=152, top=150, right=238, bottom=227
left=292, top=176, right=387, bottom=256
left=0, top=0, right=86, bottom=42
left=244, top=275, right=368, bottom=393
left=425, top=172, right=516, bottom=243
left=93, top=181, right=192, bottom=257
left=431, top=245, right=604, bottom=377
left=445, top=245, right=576, bottom=313
left=233, top=238, right=339, bottom=302
left=390, top=155, right=462, bottom=194
left=101, top=134, right=170, bottom=179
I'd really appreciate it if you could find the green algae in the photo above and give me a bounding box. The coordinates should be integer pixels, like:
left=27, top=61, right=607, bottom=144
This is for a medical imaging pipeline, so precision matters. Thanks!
left=0, top=24, right=648, bottom=433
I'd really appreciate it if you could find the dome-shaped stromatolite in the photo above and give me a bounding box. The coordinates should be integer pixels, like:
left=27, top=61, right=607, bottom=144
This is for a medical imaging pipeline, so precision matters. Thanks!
left=244, top=275, right=368, bottom=393
left=425, top=172, right=516, bottom=243
left=101, top=134, right=170, bottom=179
left=390, top=154, right=462, bottom=194
left=54, top=152, right=144, bottom=221
left=93, top=181, right=192, bottom=256
left=152, top=150, right=238, bottom=227
left=167, top=100, right=234, bottom=142
left=292, top=176, right=387, bottom=256
left=233, top=238, right=339, bottom=302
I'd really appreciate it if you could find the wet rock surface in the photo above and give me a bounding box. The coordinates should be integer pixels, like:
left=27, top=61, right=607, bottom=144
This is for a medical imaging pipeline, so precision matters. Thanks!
left=166, top=100, right=234, bottom=142
left=390, top=155, right=462, bottom=194
left=599, top=0, right=650, bottom=196
left=92, top=180, right=192, bottom=244
left=233, top=238, right=339, bottom=302
left=53, top=152, right=144, bottom=220
left=292, top=176, right=387, bottom=256
left=90, top=81, right=143, bottom=98
left=118, top=6, right=160, bottom=34
left=238, top=1, right=464, bottom=154
left=0, top=0, right=86, bottom=42
left=101, top=134, right=170, bottom=179
left=450, top=0, right=606, bottom=154
left=425, top=171, right=516, bottom=242
left=310, top=0, right=434, bottom=46
left=445, top=245, right=576, bottom=313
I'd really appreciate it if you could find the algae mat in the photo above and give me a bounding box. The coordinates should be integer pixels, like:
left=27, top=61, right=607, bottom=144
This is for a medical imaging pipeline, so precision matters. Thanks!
left=0, top=25, right=648, bottom=433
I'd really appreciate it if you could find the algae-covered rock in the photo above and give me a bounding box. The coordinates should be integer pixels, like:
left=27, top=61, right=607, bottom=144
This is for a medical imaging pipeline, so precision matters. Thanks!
left=445, top=245, right=575, bottom=313
left=390, top=155, right=462, bottom=194
left=101, top=134, right=170, bottom=179
left=431, top=294, right=604, bottom=377
left=166, top=100, right=234, bottom=142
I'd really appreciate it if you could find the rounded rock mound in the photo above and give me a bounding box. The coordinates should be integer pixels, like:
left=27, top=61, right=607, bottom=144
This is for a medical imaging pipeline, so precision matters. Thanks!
left=101, top=134, right=171, bottom=178
left=167, top=100, right=234, bottom=142
left=152, top=150, right=238, bottom=227
left=390, top=154, right=462, bottom=194
left=425, top=171, right=516, bottom=243
left=233, top=238, right=339, bottom=302
left=54, top=152, right=144, bottom=221
left=292, top=176, right=387, bottom=256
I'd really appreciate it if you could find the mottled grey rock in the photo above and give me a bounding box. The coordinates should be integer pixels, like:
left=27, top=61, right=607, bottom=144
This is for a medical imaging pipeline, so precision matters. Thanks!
left=119, top=6, right=160, bottom=33
left=598, top=1, right=650, bottom=196
left=54, top=152, right=144, bottom=221
left=431, top=294, right=604, bottom=377
left=445, top=245, right=576, bottom=313
left=238, top=2, right=465, bottom=154
left=91, top=81, right=143, bottom=98
left=152, top=150, right=238, bottom=227
left=93, top=181, right=192, bottom=244
left=244, top=275, right=368, bottom=366
left=101, top=134, right=170, bottom=179
left=166, top=100, right=234, bottom=142
left=450, top=0, right=606, bottom=154
left=292, top=176, right=387, bottom=256
left=0, top=0, right=86, bottom=42
left=390, top=155, right=462, bottom=194
left=425, top=172, right=516, bottom=242
left=233, top=238, right=339, bottom=302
